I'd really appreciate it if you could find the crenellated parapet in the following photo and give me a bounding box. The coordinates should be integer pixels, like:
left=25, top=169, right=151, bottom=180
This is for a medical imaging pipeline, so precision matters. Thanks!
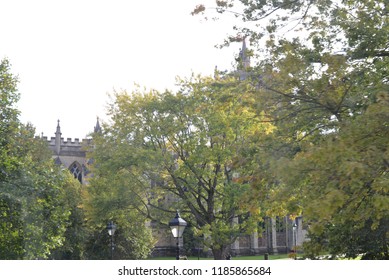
left=40, top=136, right=92, bottom=157
left=39, top=119, right=99, bottom=184
left=42, top=136, right=92, bottom=146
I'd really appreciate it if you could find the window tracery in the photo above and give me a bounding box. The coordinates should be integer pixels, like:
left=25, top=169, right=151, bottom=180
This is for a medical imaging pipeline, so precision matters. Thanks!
left=70, top=162, right=82, bottom=183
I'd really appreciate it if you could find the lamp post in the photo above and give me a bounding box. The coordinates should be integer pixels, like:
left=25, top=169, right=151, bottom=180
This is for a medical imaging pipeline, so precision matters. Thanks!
left=169, top=211, right=187, bottom=260
left=107, top=221, right=117, bottom=260
left=292, top=222, right=297, bottom=260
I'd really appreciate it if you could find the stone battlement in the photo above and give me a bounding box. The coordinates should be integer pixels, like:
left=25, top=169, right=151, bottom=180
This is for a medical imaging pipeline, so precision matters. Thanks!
left=40, top=136, right=92, bottom=146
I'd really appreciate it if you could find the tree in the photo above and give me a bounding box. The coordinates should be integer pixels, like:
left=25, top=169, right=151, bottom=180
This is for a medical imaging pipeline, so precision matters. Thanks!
left=281, top=99, right=389, bottom=259
left=194, top=1, right=389, bottom=258
left=83, top=119, right=155, bottom=259
left=0, top=58, right=83, bottom=259
left=82, top=169, right=155, bottom=259
left=0, top=122, right=84, bottom=259
left=0, top=58, right=23, bottom=258
left=0, top=58, right=20, bottom=183
left=49, top=169, right=86, bottom=260
left=194, top=1, right=388, bottom=59
left=88, top=75, right=274, bottom=259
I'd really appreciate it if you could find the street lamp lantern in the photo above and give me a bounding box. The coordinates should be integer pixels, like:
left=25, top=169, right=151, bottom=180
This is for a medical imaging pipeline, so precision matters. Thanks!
left=107, top=221, right=117, bottom=260
left=169, top=211, right=187, bottom=238
left=107, top=221, right=117, bottom=236
left=169, top=210, right=187, bottom=260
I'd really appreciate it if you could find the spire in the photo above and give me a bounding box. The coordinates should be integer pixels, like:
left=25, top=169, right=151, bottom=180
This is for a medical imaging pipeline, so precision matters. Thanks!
left=238, top=37, right=251, bottom=81
left=214, top=65, right=219, bottom=79
left=94, top=117, right=102, bottom=133
left=239, top=37, right=250, bottom=70
left=55, top=119, right=61, bottom=134
left=55, top=120, right=62, bottom=155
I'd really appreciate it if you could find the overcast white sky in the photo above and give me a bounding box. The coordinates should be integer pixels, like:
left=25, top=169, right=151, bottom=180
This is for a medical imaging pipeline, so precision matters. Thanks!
left=1, top=0, right=240, bottom=139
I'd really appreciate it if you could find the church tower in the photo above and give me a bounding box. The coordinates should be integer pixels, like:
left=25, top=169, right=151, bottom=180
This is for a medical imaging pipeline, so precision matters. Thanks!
left=44, top=120, right=97, bottom=184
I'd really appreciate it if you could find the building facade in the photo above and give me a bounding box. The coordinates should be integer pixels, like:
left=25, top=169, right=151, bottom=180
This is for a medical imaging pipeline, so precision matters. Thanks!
left=44, top=119, right=101, bottom=184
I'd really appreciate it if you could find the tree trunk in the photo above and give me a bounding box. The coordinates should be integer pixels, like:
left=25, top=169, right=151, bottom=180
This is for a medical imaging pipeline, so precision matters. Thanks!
left=212, top=247, right=229, bottom=260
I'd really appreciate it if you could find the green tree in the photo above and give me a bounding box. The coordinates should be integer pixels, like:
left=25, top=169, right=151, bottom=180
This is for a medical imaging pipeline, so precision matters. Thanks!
left=0, top=122, right=83, bottom=259
left=82, top=172, right=155, bottom=259
left=49, top=170, right=86, bottom=260
left=0, top=58, right=20, bottom=183
left=194, top=0, right=389, bottom=258
left=281, top=99, right=389, bottom=259
left=88, top=75, right=274, bottom=259
left=0, top=58, right=22, bottom=258
left=0, top=58, right=83, bottom=259
left=83, top=124, right=155, bottom=259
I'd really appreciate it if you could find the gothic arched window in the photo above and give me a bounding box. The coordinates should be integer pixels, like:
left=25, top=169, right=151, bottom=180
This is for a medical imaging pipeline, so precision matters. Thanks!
left=69, top=162, right=82, bottom=183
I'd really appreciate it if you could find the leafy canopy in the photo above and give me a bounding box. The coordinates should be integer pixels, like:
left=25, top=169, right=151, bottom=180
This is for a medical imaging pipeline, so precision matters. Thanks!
left=194, top=0, right=389, bottom=259
left=88, top=75, right=275, bottom=259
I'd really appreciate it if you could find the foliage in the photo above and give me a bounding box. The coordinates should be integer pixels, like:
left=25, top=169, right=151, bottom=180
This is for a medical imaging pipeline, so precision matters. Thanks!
left=0, top=58, right=20, bottom=183
left=49, top=170, right=86, bottom=260
left=194, top=0, right=388, bottom=60
left=82, top=214, right=155, bottom=260
left=88, top=75, right=274, bottom=259
left=83, top=139, right=155, bottom=259
left=194, top=0, right=389, bottom=259
left=0, top=123, right=84, bottom=259
left=287, top=101, right=389, bottom=259
left=0, top=58, right=83, bottom=259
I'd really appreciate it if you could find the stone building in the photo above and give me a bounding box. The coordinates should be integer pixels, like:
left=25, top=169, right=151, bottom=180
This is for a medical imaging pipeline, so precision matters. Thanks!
left=230, top=216, right=306, bottom=256
left=44, top=119, right=101, bottom=184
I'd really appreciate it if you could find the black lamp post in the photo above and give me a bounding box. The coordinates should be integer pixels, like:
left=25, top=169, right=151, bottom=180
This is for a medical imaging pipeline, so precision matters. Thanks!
left=292, top=222, right=297, bottom=260
left=107, top=221, right=117, bottom=260
left=169, top=211, right=187, bottom=260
